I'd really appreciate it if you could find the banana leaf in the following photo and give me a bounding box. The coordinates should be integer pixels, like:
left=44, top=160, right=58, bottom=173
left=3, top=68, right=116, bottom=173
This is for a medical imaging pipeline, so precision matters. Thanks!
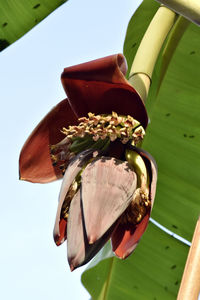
left=0, top=0, right=68, bottom=51
left=82, top=223, right=189, bottom=299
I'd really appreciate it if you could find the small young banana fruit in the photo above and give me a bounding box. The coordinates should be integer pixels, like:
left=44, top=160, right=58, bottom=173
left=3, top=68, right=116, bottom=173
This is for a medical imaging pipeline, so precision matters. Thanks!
left=121, top=148, right=151, bottom=225
left=125, top=148, right=149, bottom=189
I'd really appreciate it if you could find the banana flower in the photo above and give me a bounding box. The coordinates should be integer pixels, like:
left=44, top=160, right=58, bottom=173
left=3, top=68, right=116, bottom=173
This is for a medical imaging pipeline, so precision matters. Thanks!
left=19, top=54, right=157, bottom=270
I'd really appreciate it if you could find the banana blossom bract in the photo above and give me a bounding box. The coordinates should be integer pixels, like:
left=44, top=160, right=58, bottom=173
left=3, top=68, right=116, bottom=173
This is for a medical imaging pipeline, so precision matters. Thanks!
left=19, top=54, right=157, bottom=270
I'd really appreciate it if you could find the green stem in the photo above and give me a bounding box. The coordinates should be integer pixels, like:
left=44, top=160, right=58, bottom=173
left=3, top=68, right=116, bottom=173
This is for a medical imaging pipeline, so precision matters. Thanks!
left=156, top=15, right=189, bottom=95
left=156, top=0, right=200, bottom=25
left=128, top=6, right=176, bottom=102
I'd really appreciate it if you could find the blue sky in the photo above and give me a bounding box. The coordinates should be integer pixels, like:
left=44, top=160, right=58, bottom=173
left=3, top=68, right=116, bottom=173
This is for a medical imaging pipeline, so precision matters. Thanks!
left=0, top=0, right=142, bottom=299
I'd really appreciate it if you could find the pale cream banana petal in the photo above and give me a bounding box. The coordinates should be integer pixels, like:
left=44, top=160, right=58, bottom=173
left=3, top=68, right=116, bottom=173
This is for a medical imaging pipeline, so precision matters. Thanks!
left=67, top=189, right=117, bottom=271
left=53, top=149, right=94, bottom=246
left=81, top=157, right=137, bottom=244
left=67, top=190, right=83, bottom=270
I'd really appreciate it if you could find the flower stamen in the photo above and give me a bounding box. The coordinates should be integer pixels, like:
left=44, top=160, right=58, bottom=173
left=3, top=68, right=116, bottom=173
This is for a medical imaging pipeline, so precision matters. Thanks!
left=50, top=112, right=145, bottom=173
left=62, top=111, right=145, bottom=145
left=121, top=188, right=151, bottom=225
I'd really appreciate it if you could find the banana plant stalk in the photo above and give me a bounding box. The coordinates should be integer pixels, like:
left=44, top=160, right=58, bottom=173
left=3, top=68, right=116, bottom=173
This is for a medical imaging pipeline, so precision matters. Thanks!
left=177, top=216, right=200, bottom=299
left=128, top=6, right=176, bottom=101
left=156, top=0, right=200, bottom=25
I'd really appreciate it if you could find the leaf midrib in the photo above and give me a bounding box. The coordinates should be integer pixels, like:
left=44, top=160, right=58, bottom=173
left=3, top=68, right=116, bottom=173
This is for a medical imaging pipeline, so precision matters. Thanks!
left=100, top=258, right=115, bottom=300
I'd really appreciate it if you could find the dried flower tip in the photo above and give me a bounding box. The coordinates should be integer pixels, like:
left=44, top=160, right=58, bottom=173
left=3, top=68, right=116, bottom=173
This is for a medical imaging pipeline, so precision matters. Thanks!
left=88, top=112, right=95, bottom=119
left=78, top=117, right=88, bottom=123
left=112, top=111, right=118, bottom=118
left=132, top=126, right=145, bottom=139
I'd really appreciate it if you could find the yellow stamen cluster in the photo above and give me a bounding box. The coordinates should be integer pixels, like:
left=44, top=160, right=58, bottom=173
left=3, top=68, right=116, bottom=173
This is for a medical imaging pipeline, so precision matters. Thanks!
left=62, top=112, right=145, bottom=145
left=121, top=188, right=151, bottom=225
left=50, top=112, right=145, bottom=174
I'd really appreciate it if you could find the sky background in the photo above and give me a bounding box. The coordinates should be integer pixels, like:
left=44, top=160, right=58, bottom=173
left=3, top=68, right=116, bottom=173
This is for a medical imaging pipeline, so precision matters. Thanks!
left=0, top=0, right=142, bottom=299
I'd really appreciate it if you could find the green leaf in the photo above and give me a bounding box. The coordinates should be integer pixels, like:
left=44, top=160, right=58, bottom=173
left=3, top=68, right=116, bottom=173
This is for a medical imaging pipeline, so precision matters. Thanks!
left=82, top=223, right=189, bottom=299
left=0, top=0, right=68, bottom=51
left=154, top=16, right=190, bottom=95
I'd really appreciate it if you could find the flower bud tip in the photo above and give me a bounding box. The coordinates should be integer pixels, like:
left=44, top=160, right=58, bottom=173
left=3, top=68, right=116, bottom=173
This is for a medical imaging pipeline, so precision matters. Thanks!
left=70, top=264, right=75, bottom=272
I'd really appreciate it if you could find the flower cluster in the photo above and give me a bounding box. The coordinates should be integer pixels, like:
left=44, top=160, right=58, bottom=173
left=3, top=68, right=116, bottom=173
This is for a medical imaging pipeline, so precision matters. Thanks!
left=62, top=111, right=145, bottom=143
left=50, top=111, right=145, bottom=174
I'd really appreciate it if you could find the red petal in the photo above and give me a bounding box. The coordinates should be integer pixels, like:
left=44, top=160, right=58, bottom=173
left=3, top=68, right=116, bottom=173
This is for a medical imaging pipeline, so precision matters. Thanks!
left=112, top=214, right=150, bottom=259
left=56, top=218, right=67, bottom=247
left=53, top=149, right=94, bottom=246
left=19, top=99, right=77, bottom=183
left=61, top=54, right=148, bottom=128
left=81, top=157, right=137, bottom=244
left=111, top=147, right=157, bottom=258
